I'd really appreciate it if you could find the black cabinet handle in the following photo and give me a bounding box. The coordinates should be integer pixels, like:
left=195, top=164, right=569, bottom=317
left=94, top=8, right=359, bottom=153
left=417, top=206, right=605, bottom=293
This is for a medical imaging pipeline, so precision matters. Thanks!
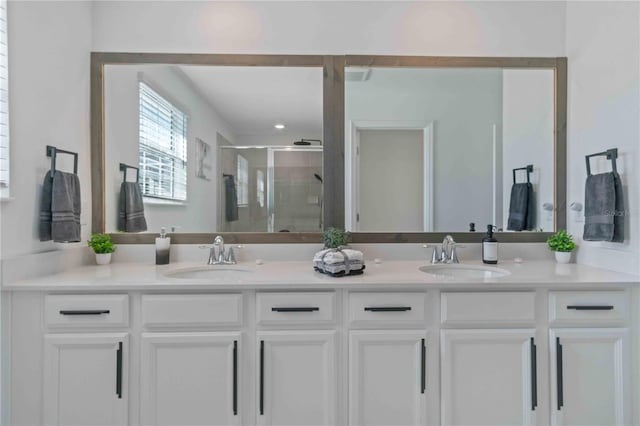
left=116, top=341, right=123, bottom=399
left=556, top=337, right=563, bottom=410
left=233, top=340, right=238, bottom=416
left=420, top=338, right=426, bottom=394
left=567, top=305, right=614, bottom=310
left=60, top=310, right=110, bottom=315
left=530, top=338, right=537, bottom=411
left=364, top=306, right=412, bottom=312
left=271, top=307, right=319, bottom=312
left=259, top=340, right=264, bottom=416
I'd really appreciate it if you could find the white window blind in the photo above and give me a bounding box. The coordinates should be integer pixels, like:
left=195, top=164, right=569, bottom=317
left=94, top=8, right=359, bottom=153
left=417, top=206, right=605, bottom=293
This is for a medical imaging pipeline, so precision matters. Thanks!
left=256, top=169, right=265, bottom=208
left=236, top=154, right=249, bottom=206
left=0, top=0, right=9, bottom=192
left=139, top=81, right=187, bottom=201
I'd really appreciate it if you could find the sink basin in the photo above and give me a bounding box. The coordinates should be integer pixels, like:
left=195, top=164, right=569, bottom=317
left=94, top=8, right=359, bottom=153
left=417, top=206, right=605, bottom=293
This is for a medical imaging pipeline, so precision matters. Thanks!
left=419, top=264, right=511, bottom=280
left=163, top=265, right=255, bottom=280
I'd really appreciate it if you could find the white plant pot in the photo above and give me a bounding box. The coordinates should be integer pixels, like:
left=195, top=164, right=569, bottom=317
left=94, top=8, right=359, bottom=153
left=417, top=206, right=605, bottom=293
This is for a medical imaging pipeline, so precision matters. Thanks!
left=95, top=253, right=112, bottom=265
left=554, top=251, right=572, bottom=264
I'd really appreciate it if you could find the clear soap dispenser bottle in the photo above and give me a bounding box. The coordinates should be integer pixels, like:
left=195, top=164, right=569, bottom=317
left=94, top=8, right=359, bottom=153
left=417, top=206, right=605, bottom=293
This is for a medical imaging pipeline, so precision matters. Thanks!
left=482, top=224, right=498, bottom=264
left=155, top=227, right=171, bottom=265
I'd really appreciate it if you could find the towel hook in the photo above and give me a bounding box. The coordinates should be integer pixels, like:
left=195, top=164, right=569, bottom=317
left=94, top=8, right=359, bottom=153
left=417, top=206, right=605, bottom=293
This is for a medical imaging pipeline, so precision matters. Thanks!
left=119, top=163, right=139, bottom=183
left=585, top=148, right=618, bottom=176
left=513, top=164, right=533, bottom=184
left=46, top=145, right=78, bottom=176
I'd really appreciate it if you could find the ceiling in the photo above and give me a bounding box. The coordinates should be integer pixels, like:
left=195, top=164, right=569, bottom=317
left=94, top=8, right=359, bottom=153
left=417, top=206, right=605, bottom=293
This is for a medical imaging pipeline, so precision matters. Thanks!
left=178, top=65, right=323, bottom=140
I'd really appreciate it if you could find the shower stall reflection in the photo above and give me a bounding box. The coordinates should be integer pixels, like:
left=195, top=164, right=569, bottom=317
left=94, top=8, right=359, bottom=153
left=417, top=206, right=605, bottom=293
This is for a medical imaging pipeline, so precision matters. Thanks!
left=219, top=146, right=323, bottom=232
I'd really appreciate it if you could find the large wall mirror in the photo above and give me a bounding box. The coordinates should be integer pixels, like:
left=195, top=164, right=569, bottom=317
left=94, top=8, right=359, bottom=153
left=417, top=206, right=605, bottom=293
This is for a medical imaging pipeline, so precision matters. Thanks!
left=92, top=54, right=565, bottom=243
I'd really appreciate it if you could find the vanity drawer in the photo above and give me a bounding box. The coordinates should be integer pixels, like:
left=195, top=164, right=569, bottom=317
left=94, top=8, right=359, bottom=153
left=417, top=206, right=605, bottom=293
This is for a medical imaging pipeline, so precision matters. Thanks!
left=549, top=291, right=629, bottom=326
left=142, top=294, right=243, bottom=328
left=348, top=292, right=427, bottom=326
left=441, top=292, right=536, bottom=326
left=45, top=294, right=129, bottom=328
left=256, top=292, right=336, bottom=325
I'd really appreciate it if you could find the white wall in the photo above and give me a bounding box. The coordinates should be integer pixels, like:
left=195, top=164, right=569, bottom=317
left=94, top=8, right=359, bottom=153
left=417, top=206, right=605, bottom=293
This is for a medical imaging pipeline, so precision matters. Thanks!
left=502, top=69, right=555, bottom=232
left=104, top=64, right=236, bottom=233
left=565, top=1, right=640, bottom=275
left=0, top=1, right=92, bottom=259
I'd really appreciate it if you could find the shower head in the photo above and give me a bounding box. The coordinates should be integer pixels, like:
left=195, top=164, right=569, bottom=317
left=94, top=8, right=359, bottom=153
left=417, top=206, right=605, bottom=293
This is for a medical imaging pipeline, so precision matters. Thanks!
left=314, top=173, right=323, bottom=183
left=293, top=138, right=322, bottom=146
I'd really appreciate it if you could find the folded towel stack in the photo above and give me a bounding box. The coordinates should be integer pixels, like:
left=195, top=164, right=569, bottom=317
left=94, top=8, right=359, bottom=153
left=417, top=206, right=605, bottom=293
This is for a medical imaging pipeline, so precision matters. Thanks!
left=39, top=171, right=81, bottom=242
left=118, top=182, right=148, bottom=233
left=583, top=172, right=625, bottom=242
left=313, top=248, right=365, bottom=277
left=507, top=183, right=535, bottom=231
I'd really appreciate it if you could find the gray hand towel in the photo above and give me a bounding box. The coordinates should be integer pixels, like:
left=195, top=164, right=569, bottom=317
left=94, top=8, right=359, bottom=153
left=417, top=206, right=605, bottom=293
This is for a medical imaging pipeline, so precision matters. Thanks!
left=39, top=171, right=81, bottom=242
left=118, top=182, right=147, bottom=232
left=583, top=172, right=625, bottom=242
left=525, top=184, right=536, bottom=231
left=224, top=174, right=239, bottom=222
left=507, top=183, right=532, bottom=231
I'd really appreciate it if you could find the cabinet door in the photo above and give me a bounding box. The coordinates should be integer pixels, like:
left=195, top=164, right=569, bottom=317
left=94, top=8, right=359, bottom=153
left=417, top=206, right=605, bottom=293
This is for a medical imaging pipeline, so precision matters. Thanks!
left=349, top=331, right=428, bottom=426
left=43, top=333, right=128, bottom=426
left=141, top=332, right=241, bottom=426
left=257, top=331, right=336, bottom=426
left=441, top=329, right=537, bottom=426
left=550, top=328, right=629, bottom=426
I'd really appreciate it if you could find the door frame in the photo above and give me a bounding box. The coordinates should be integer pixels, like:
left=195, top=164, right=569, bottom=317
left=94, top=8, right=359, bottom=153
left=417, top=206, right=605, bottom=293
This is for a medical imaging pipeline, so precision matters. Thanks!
left=346, top=120, right=434, bottom=231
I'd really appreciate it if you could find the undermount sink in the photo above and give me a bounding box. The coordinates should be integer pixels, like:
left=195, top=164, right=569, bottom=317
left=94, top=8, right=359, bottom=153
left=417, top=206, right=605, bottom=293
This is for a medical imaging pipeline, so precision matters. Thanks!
left=419, top=264, right=511, bottom=280
left=163, top=265, right=255, bottom=280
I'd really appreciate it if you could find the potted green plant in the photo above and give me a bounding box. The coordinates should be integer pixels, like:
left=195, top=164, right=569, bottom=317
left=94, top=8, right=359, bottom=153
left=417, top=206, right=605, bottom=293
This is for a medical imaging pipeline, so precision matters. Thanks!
left=87, top=233, right=116, bottom=265
left=322, top=227, right=351, bottom=249
left=547, top=229, right=576, bottom=264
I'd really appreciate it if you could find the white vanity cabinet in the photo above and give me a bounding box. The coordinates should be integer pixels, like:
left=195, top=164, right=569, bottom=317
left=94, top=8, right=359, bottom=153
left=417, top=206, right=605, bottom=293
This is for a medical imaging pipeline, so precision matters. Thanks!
left=43, top=333, right=129, bottom=426
left=140, top=332, right=241, bottom=426
left=440, top=329, right=537, bottom=426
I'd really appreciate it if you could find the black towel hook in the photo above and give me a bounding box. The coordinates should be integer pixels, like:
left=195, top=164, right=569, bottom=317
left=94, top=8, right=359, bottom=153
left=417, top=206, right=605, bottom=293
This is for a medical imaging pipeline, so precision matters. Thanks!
left=46, top=145, right=78, bottom=176
left=585, top=148, right=617, bottom=176
left=513, top=165, right=533, bottom=184
left=119, top=163, right=139, bottom=183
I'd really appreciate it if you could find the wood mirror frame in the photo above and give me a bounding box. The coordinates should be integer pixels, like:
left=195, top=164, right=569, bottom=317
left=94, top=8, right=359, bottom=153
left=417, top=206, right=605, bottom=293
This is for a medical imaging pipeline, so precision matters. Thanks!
left=91, top=53, right=566, bottom=244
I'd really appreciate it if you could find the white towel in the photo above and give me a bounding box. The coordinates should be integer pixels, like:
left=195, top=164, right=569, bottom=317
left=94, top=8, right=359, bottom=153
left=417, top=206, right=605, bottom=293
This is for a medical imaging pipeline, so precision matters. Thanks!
left=313, top=248, right=364, bottom=265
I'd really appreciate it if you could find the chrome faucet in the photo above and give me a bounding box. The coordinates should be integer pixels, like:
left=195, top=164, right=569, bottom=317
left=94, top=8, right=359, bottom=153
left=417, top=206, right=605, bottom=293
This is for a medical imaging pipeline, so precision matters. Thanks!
left=423, top=235, right=462, bottom=264
left=201, top=235, right=239, bottom=265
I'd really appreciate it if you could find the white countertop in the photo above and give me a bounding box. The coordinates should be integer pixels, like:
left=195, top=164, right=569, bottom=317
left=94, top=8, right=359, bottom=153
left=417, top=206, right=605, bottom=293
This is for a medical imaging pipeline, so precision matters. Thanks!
left=3, top=259, right=639, bottom=291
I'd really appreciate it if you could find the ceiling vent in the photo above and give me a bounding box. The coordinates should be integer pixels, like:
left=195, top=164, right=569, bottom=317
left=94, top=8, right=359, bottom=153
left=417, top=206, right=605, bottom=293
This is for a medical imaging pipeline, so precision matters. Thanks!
left=345, top=67, right=371, bottom=82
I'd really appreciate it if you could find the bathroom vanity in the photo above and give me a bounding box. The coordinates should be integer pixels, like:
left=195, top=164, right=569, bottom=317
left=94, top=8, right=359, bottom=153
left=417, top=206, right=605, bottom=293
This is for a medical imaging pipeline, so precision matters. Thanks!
left=3, top=259, right=637, bottom=426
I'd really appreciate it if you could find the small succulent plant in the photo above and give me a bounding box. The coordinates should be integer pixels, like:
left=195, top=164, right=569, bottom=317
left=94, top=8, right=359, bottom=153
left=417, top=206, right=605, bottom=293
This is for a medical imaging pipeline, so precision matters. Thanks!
left=322, top=228, right=351, bottom=249
left=547, top=229, right=576, bottom=252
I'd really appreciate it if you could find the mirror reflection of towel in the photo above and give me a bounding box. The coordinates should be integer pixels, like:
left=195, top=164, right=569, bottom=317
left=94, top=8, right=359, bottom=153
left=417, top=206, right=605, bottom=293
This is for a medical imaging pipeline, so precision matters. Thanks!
left=118, top=182, right=147, bottom=233
left=583, top=172, right=624, bottom=242
left=507, top=183, right=535, bottom=231
left=224, top=174, right=239, bottom=222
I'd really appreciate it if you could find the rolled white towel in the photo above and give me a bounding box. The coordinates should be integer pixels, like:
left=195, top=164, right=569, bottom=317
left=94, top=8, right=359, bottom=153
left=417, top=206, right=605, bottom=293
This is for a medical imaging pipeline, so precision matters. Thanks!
left=313, top=248, right=364, bottom=265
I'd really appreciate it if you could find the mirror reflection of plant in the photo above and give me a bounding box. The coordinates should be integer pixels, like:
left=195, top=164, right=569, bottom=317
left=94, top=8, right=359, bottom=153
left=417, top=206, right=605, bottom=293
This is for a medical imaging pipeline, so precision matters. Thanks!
left=87, top=233, right=116, bottom=254
left=547, top=229, right=576, bottom=252
left=323, top=228, right=351, bottom=249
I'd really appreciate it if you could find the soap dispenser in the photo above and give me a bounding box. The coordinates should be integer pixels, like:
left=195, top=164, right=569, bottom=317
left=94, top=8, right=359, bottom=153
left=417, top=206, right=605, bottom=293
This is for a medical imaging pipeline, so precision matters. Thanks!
left=482, top=224, right=498, bottom=264
left=155, top=227, right=171, bottom=265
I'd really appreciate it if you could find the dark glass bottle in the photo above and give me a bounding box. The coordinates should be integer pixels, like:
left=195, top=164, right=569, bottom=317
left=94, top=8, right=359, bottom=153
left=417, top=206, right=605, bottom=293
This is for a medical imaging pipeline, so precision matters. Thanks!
left=482, top=224, right=498, bottom=264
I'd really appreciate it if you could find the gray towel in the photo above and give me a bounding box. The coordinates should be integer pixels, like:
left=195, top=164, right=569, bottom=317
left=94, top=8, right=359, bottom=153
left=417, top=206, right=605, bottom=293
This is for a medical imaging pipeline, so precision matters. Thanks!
left=39, top=171, right=81, bottom=242
left=224, top=174, right=239, bottom=222
left=583, top=172, right=625, bottom=242
left=507, top=183, right=534, bottom=231
left=118, top=182, right=147, bottom=232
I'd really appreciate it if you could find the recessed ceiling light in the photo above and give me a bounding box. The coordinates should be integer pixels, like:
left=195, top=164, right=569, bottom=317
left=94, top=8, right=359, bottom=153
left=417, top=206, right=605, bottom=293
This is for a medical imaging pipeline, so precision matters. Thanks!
left=274, top=124, right=285, bottom=130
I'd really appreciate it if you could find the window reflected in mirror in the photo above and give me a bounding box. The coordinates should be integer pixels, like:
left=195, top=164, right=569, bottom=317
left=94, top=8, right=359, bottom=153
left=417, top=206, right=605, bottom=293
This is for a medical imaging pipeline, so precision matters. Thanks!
left=344, top=67, right=555, bottom=233
left=104, top=65, right=323, bottom=233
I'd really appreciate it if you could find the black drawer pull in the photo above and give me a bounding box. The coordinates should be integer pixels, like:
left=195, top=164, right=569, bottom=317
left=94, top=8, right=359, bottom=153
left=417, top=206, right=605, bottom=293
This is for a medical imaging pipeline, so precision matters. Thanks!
left=364, top=306, right=412, bottom=312
left=60, top=310, right=110, bottom=315
left=271, top=307, right=319, bottom=312
left=567, top=305, right=614, bottom=311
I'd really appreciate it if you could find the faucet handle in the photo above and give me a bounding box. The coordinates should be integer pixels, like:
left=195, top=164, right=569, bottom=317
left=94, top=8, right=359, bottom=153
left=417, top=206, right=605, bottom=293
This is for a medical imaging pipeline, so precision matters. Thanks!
left=226, top=247, right=236, bottom=264
left=423, top=244, right=440, bottom=264
left=449, top=244, right=465, bottom=264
